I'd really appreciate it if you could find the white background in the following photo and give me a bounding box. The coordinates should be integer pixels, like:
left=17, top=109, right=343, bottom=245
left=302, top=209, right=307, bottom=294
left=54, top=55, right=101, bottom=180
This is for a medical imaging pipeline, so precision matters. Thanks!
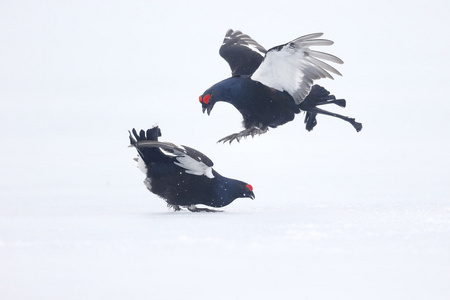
left=1, top=0, right=449, bottom=299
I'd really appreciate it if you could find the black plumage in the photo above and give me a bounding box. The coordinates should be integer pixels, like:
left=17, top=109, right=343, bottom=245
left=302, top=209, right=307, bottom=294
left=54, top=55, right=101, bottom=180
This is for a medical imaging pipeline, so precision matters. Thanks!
left=199, top=29, right=362, bottom=143
left=129, top=126, right=255, bottom=212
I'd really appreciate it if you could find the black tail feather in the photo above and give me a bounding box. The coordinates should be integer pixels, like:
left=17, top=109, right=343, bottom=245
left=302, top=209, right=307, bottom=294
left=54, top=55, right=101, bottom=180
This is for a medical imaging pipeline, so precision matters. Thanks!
left=129, top=131, right=137, bottom=145
left=139, top=129, right=146, bottom=140
left=302, top=85, right=345, bottom=108
left=129, top=126, right=161, bottom=145
left=299, top=85, right=362, bottom=132
left=333, top=99, right=346, bottom=108
left=129, top=126, right=164, bottom=164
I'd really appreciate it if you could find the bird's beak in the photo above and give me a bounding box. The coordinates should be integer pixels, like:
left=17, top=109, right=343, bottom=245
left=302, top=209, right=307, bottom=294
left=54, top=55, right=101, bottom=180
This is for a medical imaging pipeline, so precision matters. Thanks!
left=202, top=104, right=214, bottom=116
left=248, top=191, right=255, bottom=200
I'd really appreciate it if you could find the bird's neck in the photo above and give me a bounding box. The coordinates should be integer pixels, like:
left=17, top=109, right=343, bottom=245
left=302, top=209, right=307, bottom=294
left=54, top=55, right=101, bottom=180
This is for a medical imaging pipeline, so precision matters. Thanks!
left=212, top=76, right=250, bottom=105
left=212, top=172, right=241, bottom=206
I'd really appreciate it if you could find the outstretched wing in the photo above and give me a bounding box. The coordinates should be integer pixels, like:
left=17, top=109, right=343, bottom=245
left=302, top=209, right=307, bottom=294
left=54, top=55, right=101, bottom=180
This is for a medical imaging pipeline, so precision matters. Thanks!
left=251, top=33, right=343, bottom=104
left=133, top=140, right=215, bottom=178
left=219, top=29, right=267, bottom=76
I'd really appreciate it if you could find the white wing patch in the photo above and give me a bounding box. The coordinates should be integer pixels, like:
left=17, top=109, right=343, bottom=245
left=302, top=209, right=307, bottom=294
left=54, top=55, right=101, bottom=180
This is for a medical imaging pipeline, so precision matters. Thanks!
left=221, top=30, right=266, bottom=57
left=174, top=155, right=214, bottom=179
left=252, top=47, right=307, bottom=96
left=243, top=43, right=265, bottom=57
left=251, top=33, right=343, bottom=104
left=135, top=155, right=147, bottom=174
left=135, top=140, right=215, bottom=179
left=159, top=147, right=179, bottom=157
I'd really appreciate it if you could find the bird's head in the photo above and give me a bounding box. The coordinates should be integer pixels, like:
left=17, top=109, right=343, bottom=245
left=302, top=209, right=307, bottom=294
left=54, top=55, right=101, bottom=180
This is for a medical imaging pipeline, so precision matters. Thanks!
left=230, top=181, right=255, bottom=201
left=242, top=183, right=255, bottom=200
left=199, top=92, right=216, bottom=116
left=199, top=77, right=242, bottom=115
left=212, top=175, right=255, bottom=208
left=199, top=76, right=244, bottom=115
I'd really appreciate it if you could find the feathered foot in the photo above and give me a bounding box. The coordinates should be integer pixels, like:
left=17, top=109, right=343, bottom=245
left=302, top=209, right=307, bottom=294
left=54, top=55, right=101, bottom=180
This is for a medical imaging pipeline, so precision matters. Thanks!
left=187, top=205, right=222, bottom=212
left=218, top=127, right=268, bottom=144
left=304, top=111, right=318, bottom=131
left=167, top=204, right=182, bottom=211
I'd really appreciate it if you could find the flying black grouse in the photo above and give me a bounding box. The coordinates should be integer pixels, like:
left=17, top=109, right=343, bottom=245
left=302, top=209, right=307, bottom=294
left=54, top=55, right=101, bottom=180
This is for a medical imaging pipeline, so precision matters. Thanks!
left=199, top=29, right=362, bottom=143
left=129, top=126, right=255, bottom=212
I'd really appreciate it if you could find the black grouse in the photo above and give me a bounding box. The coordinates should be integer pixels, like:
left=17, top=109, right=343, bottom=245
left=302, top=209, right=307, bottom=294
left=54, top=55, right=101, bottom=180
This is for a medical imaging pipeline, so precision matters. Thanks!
left=199, top=29, right=362, bottom=143
left=129, top=126, right=255, bottom=212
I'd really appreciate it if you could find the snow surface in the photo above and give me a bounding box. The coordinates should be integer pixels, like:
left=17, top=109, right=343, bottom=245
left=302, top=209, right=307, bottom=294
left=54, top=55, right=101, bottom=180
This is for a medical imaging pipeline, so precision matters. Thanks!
left=1, top=0, right=450, bottom=299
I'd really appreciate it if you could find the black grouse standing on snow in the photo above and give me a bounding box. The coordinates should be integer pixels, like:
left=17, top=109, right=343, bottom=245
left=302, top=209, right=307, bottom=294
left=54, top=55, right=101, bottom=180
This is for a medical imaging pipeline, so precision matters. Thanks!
left=199, top=29, right=362, bottom=143
left=129, top=126, right=255, bottom=212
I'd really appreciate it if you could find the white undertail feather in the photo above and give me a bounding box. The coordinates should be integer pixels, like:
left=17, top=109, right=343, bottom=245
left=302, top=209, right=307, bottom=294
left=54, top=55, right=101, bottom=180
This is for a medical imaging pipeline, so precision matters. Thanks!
left=251, top=33, right=343, bottom=105
left=144, top=178, right=152, bottom=190
left=135, top=155, right=147, bottom=174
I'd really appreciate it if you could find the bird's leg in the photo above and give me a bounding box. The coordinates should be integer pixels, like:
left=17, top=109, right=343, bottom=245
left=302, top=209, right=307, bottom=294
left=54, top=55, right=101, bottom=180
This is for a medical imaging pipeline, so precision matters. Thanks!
left=187, top=205, right=222, bottom=213
left=304, top=111, right=318, bottom=131
left=218, top=127, right=268, bottom=144
left=306, top=106, right=363, bottom=132
left=167, top=204, right=182, bottom=211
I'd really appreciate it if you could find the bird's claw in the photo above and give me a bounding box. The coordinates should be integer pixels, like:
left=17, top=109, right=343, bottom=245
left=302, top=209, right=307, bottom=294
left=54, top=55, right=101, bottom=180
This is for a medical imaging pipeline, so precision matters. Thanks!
left=167, top=204, right=182, bottom=211
left=218, top=133, right=242, bottom=144
left=217, top=127, right=268, bottom=144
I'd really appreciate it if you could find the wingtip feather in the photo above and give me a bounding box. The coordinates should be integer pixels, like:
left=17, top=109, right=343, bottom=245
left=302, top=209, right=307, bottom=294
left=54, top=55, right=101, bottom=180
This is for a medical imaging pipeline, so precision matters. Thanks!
left=295, top=32, right=324, bottom=41
left=309, top=50, right=344, bottom=64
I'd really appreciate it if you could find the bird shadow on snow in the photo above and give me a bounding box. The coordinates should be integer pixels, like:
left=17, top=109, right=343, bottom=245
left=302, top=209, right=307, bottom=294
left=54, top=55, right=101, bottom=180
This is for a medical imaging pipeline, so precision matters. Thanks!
left=131, top=206, right=257, bottom=218
left=133, top=210, right=247, bottom=218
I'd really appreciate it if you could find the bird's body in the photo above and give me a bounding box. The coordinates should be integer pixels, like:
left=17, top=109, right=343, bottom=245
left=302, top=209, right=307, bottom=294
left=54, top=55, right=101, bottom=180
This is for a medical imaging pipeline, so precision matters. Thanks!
left=207, top=75, right=297, bottom=130
left=200, top=30, right=362, bottom=143
left=129, top=126, right=254, bottom=212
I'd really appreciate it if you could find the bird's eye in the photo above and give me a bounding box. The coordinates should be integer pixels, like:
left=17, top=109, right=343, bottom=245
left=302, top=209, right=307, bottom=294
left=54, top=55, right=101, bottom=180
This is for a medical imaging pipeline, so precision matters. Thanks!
left=246, top=184, right=253, bottom=191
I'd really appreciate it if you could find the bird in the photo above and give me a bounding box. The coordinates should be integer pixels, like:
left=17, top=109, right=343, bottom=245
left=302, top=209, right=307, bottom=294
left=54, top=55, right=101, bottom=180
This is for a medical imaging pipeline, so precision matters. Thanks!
left=128, top=126, right=255, bottom=212
left=199, top=29, right=362, bottom=143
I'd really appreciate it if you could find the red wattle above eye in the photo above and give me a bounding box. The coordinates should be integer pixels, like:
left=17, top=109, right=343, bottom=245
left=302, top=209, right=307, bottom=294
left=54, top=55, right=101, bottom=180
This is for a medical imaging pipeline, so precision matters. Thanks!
left=246, top=184, right=253, bottom=191
left=199, top=96, right=202, bottom=103
left=203, top=94, right=210, bottom=104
